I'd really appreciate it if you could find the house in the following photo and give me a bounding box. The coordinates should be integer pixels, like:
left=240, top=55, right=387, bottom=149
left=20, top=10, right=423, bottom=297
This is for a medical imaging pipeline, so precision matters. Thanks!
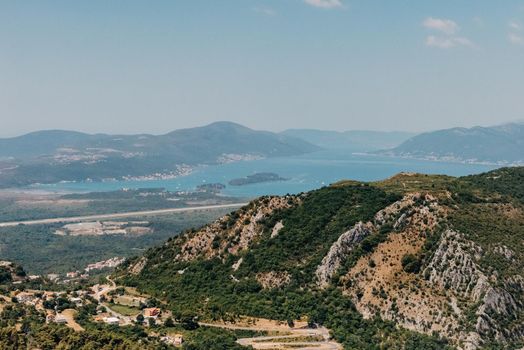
left=66, top=271, right=79, bottom=278
left=103, top=317, right=120, bottom=325
left=160, top=335, right=184, bottom=346
left=143, top=307, right=161, bottom=318
left=47, top=274, right=60, bottom=282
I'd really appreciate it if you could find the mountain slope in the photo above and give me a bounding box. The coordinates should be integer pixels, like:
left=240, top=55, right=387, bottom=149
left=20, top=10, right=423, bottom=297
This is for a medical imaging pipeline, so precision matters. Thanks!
left=379, top=123, right=524, bottom=164
left=0, top=122, right=319, bottom=187
left=281, top=129, right=415, bottom=151
left=115, top=167, right=524, bottom=349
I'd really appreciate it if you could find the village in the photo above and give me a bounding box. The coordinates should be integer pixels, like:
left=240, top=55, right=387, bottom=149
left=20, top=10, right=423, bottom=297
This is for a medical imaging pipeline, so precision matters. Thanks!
left=4, top=276, right=185, bottom=347
left=3, top=276, right=342, bottom=350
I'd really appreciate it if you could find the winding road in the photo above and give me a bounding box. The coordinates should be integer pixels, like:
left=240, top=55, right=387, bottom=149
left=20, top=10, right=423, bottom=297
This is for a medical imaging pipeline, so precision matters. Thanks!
left=200, top=320, right=342, bottom=350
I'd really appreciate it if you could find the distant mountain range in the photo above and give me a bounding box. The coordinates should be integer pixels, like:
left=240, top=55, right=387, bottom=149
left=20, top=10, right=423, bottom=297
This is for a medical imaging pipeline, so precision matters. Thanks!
left=0, top=122, right=319, bottom=187
left=378, top=122, right=524, bottom=165
left=280, top=129, right=415, bottom=151
left=1, top=121, right=522, bottom=188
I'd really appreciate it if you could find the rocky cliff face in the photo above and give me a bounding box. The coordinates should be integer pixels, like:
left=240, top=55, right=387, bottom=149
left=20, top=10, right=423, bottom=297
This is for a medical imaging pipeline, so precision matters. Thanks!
left=126, top=195, right=300, bottom=275
left=425, top=230, right=524, bottom=349
left=316, top=193, right=437, bottom=288
left=175, top=195, right=300, bottom=261
left=316, top=221, right=375, bottom=287
left=315, top=190, right=524, bottom=350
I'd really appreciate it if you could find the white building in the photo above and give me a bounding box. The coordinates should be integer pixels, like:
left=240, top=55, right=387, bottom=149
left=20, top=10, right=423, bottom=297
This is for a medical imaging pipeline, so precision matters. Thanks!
left=103, top=317, right=120, bottom=325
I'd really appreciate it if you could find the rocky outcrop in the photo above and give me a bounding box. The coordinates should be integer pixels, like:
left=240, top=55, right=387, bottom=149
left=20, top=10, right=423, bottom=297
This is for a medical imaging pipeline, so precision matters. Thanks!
left=232, top=258, right=243, bottom=271
left=271, top=221, right=284, bottom=238
left=128, top=257, right=147, bottom=275
left=424, top=230, right=487, bottom=299
left=176, top=196, right=299, bottom=262
left=373, top=193, right=419, bottom=226
left=493, top=245, right=515, bottom=261
left=424, top=229, right=524, bottom=348
left=316, top=193, right=438, bottom=288
left=338, top=193, right=453, bottom=341
left=256, top=271, right=291, bottom=289
left=315, top=221, right=374, bottom=287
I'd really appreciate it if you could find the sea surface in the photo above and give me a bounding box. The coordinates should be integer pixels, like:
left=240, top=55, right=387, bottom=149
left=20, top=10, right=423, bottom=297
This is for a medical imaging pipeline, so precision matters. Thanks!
left=32, top=150, right=498, bottom=198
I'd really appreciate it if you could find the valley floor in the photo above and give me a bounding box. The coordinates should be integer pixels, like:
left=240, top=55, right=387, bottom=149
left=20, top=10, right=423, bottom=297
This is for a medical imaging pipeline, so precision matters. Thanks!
left=0, top=202, right=247, bottom=227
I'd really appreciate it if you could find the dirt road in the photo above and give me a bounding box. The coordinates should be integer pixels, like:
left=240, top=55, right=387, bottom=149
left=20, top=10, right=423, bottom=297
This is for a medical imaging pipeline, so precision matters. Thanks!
left=200, top=318, right=343, bottom=350
left=0, top=203, right=247, bottom=227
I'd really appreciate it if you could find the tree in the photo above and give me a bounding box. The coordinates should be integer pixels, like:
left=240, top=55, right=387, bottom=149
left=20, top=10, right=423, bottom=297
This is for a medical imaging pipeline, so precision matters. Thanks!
left=181, top=315, right=199, bottom=330
left=135, top=314, right=144, bottom=325
left=286, top=318, right=295, bottom=328
left=164, top=317, right=174, bottom=327
left=401, top=254, right=421, bottom=273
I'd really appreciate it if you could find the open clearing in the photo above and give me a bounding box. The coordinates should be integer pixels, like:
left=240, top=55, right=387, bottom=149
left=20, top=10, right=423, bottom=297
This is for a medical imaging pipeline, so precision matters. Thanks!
left=200, top=318, right=342, bottom=350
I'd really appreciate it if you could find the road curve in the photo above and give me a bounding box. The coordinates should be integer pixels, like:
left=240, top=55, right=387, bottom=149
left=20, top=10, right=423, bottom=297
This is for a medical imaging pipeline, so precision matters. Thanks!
left=200, top=322, right=342, bottom=350
left=237, top=331, right=342, bottom=350
left=0, top=203, right=247, bottom=227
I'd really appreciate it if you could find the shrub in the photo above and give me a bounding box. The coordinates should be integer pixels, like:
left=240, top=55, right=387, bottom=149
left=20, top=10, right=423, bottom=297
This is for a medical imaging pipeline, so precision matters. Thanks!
left=401, top=254, right=421, bottom=273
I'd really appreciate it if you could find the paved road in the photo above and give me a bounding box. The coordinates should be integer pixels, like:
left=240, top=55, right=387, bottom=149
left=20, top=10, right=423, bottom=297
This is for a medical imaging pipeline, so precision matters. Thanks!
left=93, top=276, right=135, bottom=326
left=0, top=203, right=247, bottom=227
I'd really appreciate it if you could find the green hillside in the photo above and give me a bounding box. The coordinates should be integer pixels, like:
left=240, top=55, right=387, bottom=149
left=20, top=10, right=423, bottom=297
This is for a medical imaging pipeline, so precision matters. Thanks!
left=0, top=122, right=319, bottom=187
left=115, top=167, right=524, bottom=349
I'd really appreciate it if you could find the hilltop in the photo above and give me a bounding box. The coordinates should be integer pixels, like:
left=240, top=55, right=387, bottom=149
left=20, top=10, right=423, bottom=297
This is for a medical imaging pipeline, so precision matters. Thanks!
left=113, top=166, right=524, bottom=349
left=378, top=123, right=524, bottom=165
left=0, top=122, right=319, bottom=188
left=281, top=129, right=415, bottom=151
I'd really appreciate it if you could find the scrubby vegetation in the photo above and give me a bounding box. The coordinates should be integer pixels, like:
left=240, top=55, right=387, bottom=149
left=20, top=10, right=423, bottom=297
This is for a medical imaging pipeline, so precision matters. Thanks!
left=114, top=167, right=524, bottom=349
left=0, top=208, right=232, bottom=274
left=0, top=303, right=172, bottom=350
left=2, top=167, right=522, bottom=349
left=116, top=182, right=459, bottom=348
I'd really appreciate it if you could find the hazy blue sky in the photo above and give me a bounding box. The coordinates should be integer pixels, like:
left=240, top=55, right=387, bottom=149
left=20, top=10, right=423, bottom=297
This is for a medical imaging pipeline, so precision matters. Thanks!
left=1, top=0, right=523, bottom=136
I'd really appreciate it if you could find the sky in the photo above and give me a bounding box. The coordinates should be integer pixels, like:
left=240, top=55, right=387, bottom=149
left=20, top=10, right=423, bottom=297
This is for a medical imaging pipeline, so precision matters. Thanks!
left=1, top=0, right=523, bottom=137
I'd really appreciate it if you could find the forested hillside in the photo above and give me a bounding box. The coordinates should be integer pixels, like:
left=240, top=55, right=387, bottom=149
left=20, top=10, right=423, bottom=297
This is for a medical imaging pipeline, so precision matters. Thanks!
left=116, top=167, right=524, bottom=349
left=379, top=123, right=524, bottom=165
left=0, top=122, right=318, bottom=187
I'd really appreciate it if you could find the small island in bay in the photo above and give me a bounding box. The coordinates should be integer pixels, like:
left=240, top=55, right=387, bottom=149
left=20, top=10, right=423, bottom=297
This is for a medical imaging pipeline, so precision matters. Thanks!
left=228, top=172, right=288, bottom=186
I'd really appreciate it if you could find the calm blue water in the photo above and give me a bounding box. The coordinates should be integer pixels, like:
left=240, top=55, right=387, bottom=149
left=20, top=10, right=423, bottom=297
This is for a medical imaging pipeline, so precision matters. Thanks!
left=32, top=151, right=497, bottom=197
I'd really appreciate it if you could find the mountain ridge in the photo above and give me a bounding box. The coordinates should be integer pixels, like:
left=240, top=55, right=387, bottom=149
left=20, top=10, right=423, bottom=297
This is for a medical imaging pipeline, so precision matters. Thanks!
left=378, top=123, right=524, bottom=165
left=280, top=128, right=416, bottom=151
left=115, top=167, right=524, bottom=349
left=0, top=122, right=319, bottom=187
